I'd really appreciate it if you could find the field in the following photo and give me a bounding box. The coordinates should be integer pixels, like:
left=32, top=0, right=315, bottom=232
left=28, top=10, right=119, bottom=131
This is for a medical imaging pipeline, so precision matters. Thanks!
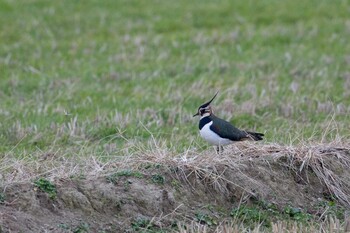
left=0, top=0, right=350, bottom=232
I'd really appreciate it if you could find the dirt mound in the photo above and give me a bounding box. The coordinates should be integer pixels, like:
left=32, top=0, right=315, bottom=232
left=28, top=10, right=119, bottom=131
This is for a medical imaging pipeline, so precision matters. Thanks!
left=1, top=143, right=349, bottom=232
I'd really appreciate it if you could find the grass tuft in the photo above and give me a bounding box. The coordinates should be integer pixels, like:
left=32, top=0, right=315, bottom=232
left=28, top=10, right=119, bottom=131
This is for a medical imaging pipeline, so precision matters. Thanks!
left=34, top=178, right=57, bottom=199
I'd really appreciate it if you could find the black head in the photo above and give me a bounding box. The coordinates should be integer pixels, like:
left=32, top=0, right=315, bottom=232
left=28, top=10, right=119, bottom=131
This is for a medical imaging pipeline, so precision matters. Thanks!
left=193, top=91, right=218, bottom=117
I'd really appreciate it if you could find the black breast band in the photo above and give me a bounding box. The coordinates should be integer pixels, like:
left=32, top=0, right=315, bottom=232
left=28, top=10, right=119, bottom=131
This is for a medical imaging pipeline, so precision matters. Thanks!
left=199, top=117, right=212, bottom=130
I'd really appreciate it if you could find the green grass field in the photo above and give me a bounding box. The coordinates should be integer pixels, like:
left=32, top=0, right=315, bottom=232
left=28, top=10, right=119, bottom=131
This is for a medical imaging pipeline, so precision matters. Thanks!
left=1, top=1, right=350, bottom=231
left=1, top=0, right=349, bottom=156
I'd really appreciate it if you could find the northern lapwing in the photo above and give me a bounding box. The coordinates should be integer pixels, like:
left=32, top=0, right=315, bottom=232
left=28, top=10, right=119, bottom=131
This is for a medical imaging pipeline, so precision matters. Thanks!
left=193, top=92, right=264, bottom=153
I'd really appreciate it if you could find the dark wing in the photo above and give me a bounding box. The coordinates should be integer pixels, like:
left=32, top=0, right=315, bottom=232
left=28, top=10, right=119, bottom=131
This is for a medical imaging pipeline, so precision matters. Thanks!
left=210, top=116, right=248, bottom=141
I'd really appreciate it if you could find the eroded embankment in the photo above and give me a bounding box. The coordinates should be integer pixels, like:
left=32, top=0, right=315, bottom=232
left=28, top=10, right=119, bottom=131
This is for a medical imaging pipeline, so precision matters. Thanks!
left=1, top=143, right=349, bottom=232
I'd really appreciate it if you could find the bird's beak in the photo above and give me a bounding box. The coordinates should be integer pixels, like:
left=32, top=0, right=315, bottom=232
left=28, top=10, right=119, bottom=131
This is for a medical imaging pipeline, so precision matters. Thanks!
left=193, top=113, right=199, bottom=117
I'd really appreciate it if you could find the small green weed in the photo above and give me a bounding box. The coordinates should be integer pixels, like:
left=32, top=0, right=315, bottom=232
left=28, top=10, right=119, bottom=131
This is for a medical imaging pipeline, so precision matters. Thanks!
left=151, top=174, right=165, bottom=185
left=131, top=217, right=150, bottom=230
left=57, top=223, right=70, bottom=230
left=195, top=212, right=217, bottom=226
left=171, top=179, right=180, bottom=190
left=231, top=201, right=313, bottom=229
left=72, top=222, right=89, bottom=233
left=317, top=200, right=345, bottom=220
left=106, top=170, right=143, bottom=184
left=231, top=206, right=271, bottom=228
left=106, top=174, right=118, bottom=185
left=34, top=178, right=57, bottom=199
left=131, top=217, right=159, bottom=232
left=144, top=163, right=162, bottom=170
left=116, top=170, right=143, bottom=178
left=283, top=205, right=311, bottom=222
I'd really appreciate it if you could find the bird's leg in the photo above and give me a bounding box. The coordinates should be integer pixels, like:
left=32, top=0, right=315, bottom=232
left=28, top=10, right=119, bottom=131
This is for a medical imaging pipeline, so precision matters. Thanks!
left=216, top=145, right=224, bottom=154
left=219, top=145, right=224, bottom=154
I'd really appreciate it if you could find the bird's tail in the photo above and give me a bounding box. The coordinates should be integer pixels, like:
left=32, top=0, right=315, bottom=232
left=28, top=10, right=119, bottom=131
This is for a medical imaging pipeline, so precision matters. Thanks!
left=246, top=131, right=264, bottom=141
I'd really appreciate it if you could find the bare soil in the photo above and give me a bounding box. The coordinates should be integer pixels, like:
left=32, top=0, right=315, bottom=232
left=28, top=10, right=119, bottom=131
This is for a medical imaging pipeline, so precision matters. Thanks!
left=1, top=144, right=349, bottom=232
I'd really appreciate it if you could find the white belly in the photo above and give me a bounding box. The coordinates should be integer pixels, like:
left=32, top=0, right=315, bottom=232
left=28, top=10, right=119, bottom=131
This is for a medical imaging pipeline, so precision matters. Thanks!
left=200, top=121, right=232, bottom=146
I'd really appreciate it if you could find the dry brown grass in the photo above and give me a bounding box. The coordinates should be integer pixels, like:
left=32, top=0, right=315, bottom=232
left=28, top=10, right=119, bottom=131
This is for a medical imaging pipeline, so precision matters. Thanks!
left=123, top=138, right=350, bottom=207
left=177, top=216, right=350, bottom=233
left=1, top=137, right=350, bottom=232
left=1, top=137, right=350, bottom=209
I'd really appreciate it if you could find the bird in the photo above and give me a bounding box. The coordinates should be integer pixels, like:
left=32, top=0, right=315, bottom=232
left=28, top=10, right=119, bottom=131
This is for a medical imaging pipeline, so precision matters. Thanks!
left=193, top=92, right=264, bottom=153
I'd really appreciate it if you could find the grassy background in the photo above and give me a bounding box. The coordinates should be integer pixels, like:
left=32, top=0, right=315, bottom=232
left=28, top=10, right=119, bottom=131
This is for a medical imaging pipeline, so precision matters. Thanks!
left=0, top=0, right=350, bottom=156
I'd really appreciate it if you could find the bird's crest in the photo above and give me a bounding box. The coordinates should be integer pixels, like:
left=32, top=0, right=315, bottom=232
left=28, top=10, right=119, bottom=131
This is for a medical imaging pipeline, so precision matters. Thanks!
left=193, top=91, right=218, bottom=117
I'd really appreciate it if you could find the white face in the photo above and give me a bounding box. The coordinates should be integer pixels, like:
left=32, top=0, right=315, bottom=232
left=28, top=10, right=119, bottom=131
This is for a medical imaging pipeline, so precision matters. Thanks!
left=200, top=112, right=211, bottom=119
left=198, top=106, right=211, bottom=116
